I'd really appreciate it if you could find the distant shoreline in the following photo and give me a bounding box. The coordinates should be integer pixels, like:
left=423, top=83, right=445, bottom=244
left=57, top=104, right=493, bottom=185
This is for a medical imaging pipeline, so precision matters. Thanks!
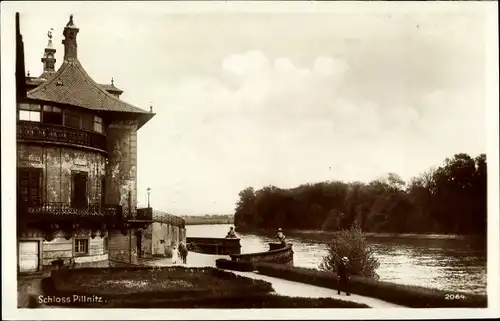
left=185, top=221, right=234, bottom=226
left=291, top=230, right=474, bottom=240
left=231, top=226, right=484, bottom=240
left=187, top=223, right=484, bottom=240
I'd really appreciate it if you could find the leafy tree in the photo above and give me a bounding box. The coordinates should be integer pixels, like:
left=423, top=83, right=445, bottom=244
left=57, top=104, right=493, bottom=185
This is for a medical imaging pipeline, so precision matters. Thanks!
left=233, top=153, right=487, bottom=235
left=319, top=226, right=380, bottom=279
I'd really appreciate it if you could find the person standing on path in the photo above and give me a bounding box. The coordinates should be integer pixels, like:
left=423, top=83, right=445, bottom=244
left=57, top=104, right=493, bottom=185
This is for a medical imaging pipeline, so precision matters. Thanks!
left=337, top=256, right=351, bottom=296
left=172, top=245, right=179, bottom=264
left=179, top=241, right=188, bottom=264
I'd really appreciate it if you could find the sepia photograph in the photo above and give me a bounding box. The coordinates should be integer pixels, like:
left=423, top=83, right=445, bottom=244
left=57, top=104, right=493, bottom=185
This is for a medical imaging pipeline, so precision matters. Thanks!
left=1, top=1, right=498, bottom=319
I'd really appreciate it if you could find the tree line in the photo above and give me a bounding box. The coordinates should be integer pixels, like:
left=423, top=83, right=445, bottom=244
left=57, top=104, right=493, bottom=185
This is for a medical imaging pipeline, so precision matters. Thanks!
left=234, top=153, right=487, bottom=235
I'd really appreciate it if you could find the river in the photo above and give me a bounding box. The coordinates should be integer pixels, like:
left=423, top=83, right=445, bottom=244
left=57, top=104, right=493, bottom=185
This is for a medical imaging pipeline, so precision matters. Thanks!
left=186, top=224, right=487, bottom=295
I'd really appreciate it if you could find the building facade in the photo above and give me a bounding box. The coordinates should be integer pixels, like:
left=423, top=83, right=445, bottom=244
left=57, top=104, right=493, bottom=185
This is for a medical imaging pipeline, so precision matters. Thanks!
left=141, top=211, right=186, bottom=258
left=16, top=14, right=157, bottom=272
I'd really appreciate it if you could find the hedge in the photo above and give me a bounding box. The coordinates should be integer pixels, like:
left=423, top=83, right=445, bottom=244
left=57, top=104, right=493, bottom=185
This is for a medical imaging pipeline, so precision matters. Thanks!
left=41, top=266, right=369, bottom=308
left=158, top=294, right=370, bottom=309
left=44, top=266, right=273, bottom=307
left=215, top=258, right=255, bottom=272
left=253, top=263, right=487, bottom=308
left=37, top=289, right=369, bottom=308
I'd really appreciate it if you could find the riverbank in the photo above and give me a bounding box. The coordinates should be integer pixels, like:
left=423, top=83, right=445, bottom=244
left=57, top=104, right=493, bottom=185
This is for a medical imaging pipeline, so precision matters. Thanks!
left=216, top=259, right=488, bottom=308
left=235, top=226, right=484, bottom=240
left=152, top=252, right=402, bottom=308
left=190, top=224, right=487, bottom=295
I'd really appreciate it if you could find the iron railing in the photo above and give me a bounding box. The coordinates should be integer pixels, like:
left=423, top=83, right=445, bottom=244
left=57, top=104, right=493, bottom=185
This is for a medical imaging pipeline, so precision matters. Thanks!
left=20, top=202, right=121, bottom=219
left=17, top=121, right=107, bottom=152
left=136, top=207, right=153, bottom=221
left=154, top=211, right=185, bottom=228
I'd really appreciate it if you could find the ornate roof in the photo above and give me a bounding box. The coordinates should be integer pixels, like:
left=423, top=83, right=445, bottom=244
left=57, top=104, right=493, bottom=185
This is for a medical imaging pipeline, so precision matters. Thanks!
left=26, top=76, right=46, bottom=87
left=26, top=15, right=154, bottom=128
left=99, top=83, right=123, bottom=94
left=27, top=59, right=146, bottom=114
left=26, top=75, right=123, bottom=95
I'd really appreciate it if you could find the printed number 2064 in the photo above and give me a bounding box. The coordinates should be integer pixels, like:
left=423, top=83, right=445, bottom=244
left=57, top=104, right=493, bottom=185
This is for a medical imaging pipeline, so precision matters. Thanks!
left=445, top=294, right=466, bottom=300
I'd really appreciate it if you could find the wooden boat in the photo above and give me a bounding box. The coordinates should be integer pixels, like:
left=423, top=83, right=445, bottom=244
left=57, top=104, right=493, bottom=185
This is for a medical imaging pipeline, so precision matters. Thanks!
left=186, top=237, right=242, bottom=255
left=230, top=242, right=293, bottom=264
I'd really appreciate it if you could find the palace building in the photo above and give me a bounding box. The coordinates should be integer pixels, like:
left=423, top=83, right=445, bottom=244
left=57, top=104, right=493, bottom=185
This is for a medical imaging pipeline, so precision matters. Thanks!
left=15, top=13, right=164, bottom=272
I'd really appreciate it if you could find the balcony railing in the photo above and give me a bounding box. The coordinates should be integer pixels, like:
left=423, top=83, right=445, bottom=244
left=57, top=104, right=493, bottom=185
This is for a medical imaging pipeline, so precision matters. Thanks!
left=136, top=207, right=153, bottom=221
left=17, top=121, right=107, bottom=153
left=19, top=202, right=122, bottom=222
left=154, top=212, right=186, bottom=228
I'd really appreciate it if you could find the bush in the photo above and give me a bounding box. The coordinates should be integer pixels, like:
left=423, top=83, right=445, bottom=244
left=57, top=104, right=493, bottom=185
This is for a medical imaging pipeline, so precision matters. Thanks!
left=319, top=226, right=380, bottom=279
left=254, top=263, right=487, bottom=308
left=215, top=259, right=255, bottom=272
left=51, top=258, right=64, bottom=268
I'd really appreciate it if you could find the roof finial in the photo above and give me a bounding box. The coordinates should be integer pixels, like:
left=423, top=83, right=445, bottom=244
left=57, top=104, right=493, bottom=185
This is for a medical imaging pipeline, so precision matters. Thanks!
left=62, top=14, right=79, bottom=60
left=47, top=28, right=54, bottom=47
left=111, top=77, right=114, bottom=86
left=150, top=102, right=153, bottom=113
left=67, top=14, right=74, bottom=27
left=27, top=70, right=30, bottom=77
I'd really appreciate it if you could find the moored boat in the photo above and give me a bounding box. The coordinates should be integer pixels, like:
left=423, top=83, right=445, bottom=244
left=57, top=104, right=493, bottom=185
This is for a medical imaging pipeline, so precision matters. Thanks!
left=186, top=237, right=242, bottom=255
left=230, top=242, right=293, bottom=264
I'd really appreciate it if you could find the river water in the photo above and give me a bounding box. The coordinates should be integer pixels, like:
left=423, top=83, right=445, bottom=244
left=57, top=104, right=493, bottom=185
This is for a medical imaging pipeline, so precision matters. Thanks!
left=186, top=224, right=487, bottom=295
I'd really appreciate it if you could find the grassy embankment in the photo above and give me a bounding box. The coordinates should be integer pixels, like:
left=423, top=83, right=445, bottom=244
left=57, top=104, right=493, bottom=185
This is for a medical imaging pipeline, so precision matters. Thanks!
left=215, top=259, right=487, bottom=308
left=38, top=266, right=369, bottom=308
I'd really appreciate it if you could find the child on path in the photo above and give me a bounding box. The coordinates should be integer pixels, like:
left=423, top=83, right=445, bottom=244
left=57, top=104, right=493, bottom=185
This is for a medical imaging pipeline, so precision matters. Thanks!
left=172, top=245, right=179, bottom=264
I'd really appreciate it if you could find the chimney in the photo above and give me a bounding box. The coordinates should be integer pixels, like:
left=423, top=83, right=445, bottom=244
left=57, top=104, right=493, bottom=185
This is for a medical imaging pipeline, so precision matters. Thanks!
left=16, top=12, right=27, bottom=99
left=62, top=14, right=79, bottom=60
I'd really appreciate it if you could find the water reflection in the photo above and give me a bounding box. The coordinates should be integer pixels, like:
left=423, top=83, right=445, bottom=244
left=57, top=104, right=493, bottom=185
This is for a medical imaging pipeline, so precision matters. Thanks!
left=187, top=224, right=486, bottom=294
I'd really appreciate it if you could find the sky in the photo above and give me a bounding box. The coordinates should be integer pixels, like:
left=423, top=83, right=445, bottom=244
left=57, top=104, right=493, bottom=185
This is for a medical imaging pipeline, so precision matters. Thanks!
left=3, top=1, right=495, bottom=215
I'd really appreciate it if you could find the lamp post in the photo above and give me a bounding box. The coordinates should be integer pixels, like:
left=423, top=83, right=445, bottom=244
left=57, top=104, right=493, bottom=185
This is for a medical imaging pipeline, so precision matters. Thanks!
left=147, top=187, right=151, bottom=208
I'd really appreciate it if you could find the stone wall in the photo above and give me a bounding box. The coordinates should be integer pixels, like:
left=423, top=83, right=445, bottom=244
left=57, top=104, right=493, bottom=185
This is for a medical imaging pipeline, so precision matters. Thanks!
left=142, top=224, right=153, bottom=257
left=18, top=228, right=109, bottom=269
left=107, top=228, right=139, bottom=264
left=148, top=221, right=186, bottom=257
left=17, top=144, right=106, bottom=204
left=106, top=120, right=138, bottom=218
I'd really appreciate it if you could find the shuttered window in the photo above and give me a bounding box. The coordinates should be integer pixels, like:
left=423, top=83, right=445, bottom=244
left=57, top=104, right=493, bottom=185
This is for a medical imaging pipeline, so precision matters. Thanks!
left=71, top=172, right=88, bottom=209
left=82, top=113, right=94, bottom=131
left=64, top=110, right=81, bottom=129
left=42, top=105, right=63, bottom=125
left=18, top=168, right=42, bottom=206
left=94, top=116, right=103, bottom=134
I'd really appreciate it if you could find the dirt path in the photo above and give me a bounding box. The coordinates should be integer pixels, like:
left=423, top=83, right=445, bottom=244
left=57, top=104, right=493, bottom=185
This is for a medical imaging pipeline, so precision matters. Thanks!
left=150, top=252, right=406, bottom=308
left=230, top=270, right=404, bottom=308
